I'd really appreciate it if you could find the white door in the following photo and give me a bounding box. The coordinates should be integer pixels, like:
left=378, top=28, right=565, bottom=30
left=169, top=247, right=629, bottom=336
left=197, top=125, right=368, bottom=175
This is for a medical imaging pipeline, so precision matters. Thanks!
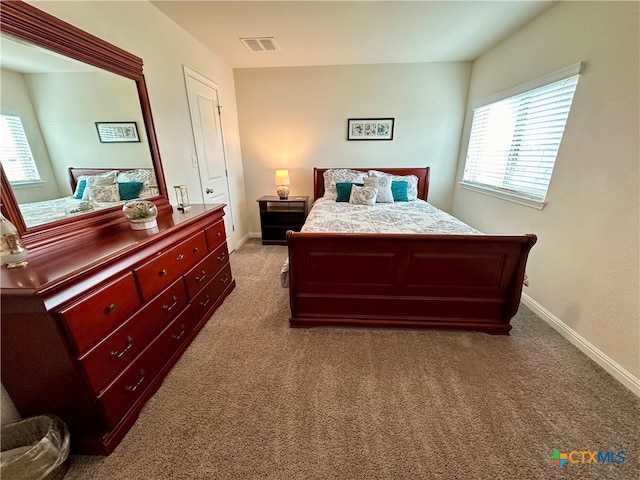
left=184, top=66, right=236, bottom=252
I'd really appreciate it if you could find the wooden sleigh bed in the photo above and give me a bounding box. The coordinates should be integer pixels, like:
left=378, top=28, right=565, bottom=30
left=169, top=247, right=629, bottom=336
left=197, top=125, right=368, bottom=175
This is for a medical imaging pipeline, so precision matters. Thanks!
left=286, top=167, right=537, bottom=335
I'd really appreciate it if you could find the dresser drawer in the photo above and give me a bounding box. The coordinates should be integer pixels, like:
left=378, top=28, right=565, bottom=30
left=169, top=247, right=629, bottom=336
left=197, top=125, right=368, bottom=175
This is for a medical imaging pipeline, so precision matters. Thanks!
left=58, top=274, right=142, bottom=355
left=96, top=306, right=194, bottom=428
left=134, top=232, right=207, bottom=301
left=77, top=278, right=188, bottom=395
left=205, top=220, right=226, bottom=251
left=184, top=243, right=229, bottom=299
left=190, top=263, right=232, bottom=324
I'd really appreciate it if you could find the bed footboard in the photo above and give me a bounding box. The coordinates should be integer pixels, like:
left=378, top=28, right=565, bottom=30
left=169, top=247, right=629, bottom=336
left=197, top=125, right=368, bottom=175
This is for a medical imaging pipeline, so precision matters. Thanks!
left=286, top=232, right=537, bottom=334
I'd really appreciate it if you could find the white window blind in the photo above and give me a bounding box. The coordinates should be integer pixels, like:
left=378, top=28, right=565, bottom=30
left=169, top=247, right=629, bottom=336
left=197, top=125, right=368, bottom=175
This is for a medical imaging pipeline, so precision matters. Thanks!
left=0, top=114, right=41, bottom=184
left=462, top=71, right=580, bottom=205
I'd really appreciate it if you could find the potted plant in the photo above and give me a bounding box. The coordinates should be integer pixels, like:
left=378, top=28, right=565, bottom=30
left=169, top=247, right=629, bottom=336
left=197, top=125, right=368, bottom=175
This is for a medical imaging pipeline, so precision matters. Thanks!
left=122, top=200, right=158, bottom=230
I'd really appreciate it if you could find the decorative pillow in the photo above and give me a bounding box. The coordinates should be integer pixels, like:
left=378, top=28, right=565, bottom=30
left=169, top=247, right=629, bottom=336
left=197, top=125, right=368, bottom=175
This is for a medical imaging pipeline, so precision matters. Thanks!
left=73, top=178, right=87, bottom=199
left=139, top=185, right=159, bottom=198
left=87, top=184, right=120, bottom=202
left=81, top=171, right=119, bottom=200
left=369, top=170, right=419, bottom=201
left=117, top=168, right=155, bottom=186
left=323, top=168, right=367, bottom=200
left=335, top=182, right=364, bottom=202
left=363, top=176, right=393, bottom=203
left=349, top=185, right=378, bottom=206
left=118, top=181, right=144, bottom=201
left=391, top=181, right=409, bottom=202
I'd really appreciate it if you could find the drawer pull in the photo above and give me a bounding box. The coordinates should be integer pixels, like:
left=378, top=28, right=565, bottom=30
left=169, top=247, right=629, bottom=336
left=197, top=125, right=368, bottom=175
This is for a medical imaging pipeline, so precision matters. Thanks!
left=199, top=295, right=211, bottom=308
left=193, top=247, right=200, bottom=253
left=220, top=274, right=230, bottom=284
left=159, top=269, right=167, bottom=277
left=105, top=304, right=117, bottom=313
left=162, top=296, right=179, bottom=312
left=110, top=336, right=133, bottom=359
left=125, top=369, right=145, bottom=393
left=216, top=231, right=222, bottom=237
left=216, top=252, right=226, bottom=262
left=172, top=324, right=187, bottom=341
left=176, top=254, right=184, bottom=261
left=195, top=270, right=207, bottom=283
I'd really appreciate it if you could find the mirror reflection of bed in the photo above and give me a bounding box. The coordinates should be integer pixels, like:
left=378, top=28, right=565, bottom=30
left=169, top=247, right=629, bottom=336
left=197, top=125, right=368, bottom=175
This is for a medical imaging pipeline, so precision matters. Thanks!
left=0, top=32, right=156, bottom=228
left=18, top=167, right=159, bottom=228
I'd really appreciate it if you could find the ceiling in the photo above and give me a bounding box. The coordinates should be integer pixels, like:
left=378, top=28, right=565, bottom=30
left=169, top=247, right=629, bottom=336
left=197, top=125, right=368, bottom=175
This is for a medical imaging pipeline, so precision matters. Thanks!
left=151, top=1, right=556, bottom=69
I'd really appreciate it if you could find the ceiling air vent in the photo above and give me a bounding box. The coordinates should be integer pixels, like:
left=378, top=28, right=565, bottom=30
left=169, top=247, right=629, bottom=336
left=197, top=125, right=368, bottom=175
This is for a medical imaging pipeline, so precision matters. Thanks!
left=240, top=37, right=279, bottom=52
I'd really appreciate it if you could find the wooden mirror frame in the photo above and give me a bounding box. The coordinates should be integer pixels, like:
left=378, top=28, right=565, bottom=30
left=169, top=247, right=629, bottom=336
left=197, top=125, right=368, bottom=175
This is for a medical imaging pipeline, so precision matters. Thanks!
left=0, top=1, right=170, bottom=252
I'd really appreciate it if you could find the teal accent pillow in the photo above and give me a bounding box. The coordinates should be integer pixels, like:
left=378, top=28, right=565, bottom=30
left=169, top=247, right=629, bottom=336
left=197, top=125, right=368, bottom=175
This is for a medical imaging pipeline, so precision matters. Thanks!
left=391, top=181, right=409, bottom=202
left=336, top=182, right=364, bottom=202
left=73, top=179, right=87, bottom=199
left=118, top=181, right=144, bottom=201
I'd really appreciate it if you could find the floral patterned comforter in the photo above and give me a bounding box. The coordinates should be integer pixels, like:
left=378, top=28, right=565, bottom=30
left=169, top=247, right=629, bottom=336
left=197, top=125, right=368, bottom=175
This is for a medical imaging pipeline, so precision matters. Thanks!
left=280, top=198, right=481, bottom=287
left=302, top=197, right=480, bottom=235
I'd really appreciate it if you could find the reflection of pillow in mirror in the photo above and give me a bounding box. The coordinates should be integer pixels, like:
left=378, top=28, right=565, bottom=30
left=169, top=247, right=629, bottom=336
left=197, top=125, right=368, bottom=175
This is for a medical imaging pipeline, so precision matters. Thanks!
left=73, top=178, right=87, bottom=199
left=81, top=171, right=119, bottom=199
left=87, top=184, right=120, bottom=202
left=118, top=168, right=154, bottom=186
left=138, top=185, right=159, bottom=198
left=118, top=182, right=144, bottom=201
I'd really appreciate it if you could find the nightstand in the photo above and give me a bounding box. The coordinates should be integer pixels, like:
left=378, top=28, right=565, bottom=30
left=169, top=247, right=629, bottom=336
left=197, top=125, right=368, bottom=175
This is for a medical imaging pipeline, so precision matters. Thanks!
left=257, top=196, right=308, bottom=245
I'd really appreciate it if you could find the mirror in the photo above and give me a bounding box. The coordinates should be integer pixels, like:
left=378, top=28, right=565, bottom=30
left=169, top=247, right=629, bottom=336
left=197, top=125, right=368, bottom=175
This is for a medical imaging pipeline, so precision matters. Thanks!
left=0, top=1, right=169, bottom=250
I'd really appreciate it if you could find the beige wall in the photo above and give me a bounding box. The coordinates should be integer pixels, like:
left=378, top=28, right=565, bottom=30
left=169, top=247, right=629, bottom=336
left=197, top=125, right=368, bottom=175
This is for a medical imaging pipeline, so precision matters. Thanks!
left=234, top=62, right=471, bottom=234
left=452, top=1, right=639, bottom=391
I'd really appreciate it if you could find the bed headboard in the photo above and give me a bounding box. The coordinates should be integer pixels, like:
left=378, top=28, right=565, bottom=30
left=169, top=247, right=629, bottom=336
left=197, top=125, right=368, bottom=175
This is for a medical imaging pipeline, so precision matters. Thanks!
left=313, top=167, right=431, bottom=202
left=67, top=167, right=140, bottom=191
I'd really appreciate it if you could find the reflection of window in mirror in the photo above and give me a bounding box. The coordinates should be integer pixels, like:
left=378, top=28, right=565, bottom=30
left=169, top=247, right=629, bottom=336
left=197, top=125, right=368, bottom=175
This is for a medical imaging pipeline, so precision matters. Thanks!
left=0, top=114, right=42, bottom=184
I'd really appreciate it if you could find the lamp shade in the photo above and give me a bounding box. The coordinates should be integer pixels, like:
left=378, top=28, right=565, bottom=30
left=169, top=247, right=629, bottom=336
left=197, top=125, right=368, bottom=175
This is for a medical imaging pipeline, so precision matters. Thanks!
left=275, top=169, right=290, bottom=186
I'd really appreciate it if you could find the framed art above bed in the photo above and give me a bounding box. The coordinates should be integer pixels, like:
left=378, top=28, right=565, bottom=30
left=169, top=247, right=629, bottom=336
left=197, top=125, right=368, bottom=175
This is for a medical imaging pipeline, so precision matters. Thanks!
left=347, top=118, right=394, bottom=140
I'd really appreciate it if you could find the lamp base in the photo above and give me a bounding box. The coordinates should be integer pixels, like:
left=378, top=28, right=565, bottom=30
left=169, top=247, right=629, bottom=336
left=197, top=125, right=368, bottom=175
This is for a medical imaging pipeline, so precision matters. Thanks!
left=277, top=185, right=289, bottom=200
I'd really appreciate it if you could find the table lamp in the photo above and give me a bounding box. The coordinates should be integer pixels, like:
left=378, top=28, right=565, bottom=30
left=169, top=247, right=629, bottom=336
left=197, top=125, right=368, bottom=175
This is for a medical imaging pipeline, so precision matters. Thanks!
left=275, top=169, right=290, bottom=199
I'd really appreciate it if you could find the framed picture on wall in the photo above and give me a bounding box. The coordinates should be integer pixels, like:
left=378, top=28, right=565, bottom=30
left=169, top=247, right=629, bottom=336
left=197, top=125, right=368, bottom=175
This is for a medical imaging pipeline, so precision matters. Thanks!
left=95, top=122, right=140, bottom=143
left=347, top=118, right=394, bottom=141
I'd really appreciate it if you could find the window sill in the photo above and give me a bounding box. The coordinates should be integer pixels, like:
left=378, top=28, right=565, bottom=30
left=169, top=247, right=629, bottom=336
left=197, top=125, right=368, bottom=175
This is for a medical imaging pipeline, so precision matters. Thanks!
left=10, top=181, right=45, bottom=190
left=458, top=182, right=547, bottom=210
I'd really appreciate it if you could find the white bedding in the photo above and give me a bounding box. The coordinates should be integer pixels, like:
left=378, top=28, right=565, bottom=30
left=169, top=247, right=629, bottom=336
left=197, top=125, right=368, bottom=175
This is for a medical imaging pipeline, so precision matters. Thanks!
left=280, top=198, right=481, bottom=287
left=19, top=196, right=123, bottom=227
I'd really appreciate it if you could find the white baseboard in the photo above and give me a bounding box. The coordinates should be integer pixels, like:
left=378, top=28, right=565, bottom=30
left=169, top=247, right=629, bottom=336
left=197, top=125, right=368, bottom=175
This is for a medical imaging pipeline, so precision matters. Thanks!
left=521, top=293, right=640, bottom=397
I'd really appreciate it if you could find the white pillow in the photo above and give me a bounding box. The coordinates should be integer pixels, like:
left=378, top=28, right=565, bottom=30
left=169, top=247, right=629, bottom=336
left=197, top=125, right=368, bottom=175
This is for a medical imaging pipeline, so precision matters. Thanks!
left=117, top=168, right=155, bottom=186
left=87, top=184, right=120, bottom=202
left=368, top=170, right=419, bottom=201
left=363, top=176, right=393, bottom=203
left=349, top=185, right=377, bottom=206
left=81, top=171, right=119, bottom=200
left=323, top=168, right=366, bottom=200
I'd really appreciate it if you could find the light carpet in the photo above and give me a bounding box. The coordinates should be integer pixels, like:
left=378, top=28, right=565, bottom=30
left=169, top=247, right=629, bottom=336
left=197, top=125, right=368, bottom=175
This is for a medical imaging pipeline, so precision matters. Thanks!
left=64, top=239, right=639, bottom=480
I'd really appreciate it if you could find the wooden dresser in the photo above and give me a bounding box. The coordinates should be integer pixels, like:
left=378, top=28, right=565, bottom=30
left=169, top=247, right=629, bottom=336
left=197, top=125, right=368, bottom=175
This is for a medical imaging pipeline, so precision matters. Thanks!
left=1, top=205, right=235, bottom=455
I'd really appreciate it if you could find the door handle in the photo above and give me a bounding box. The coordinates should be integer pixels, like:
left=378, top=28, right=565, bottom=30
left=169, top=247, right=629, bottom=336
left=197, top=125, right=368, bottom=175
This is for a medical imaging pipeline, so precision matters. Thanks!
left=206, top=188, right=214, bottom=194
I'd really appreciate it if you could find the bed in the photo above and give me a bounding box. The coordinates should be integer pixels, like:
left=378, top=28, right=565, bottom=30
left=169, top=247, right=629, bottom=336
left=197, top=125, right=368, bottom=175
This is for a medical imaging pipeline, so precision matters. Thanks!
left=18, top=167, right=158, bottom=228
left=285, top=167, right=537, bottom=335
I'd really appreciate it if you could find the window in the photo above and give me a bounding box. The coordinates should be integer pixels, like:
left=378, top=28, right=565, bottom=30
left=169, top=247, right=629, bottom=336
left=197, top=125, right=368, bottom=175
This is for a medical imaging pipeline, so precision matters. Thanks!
left=461, top=64, right=581, bottom=208
left=0, top=114, right=41, bottom=184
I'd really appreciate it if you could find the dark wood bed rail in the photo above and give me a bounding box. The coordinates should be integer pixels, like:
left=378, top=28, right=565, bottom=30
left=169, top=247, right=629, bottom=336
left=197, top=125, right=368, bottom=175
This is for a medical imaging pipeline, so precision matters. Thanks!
left=287, top=231, right=537, bottom=334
